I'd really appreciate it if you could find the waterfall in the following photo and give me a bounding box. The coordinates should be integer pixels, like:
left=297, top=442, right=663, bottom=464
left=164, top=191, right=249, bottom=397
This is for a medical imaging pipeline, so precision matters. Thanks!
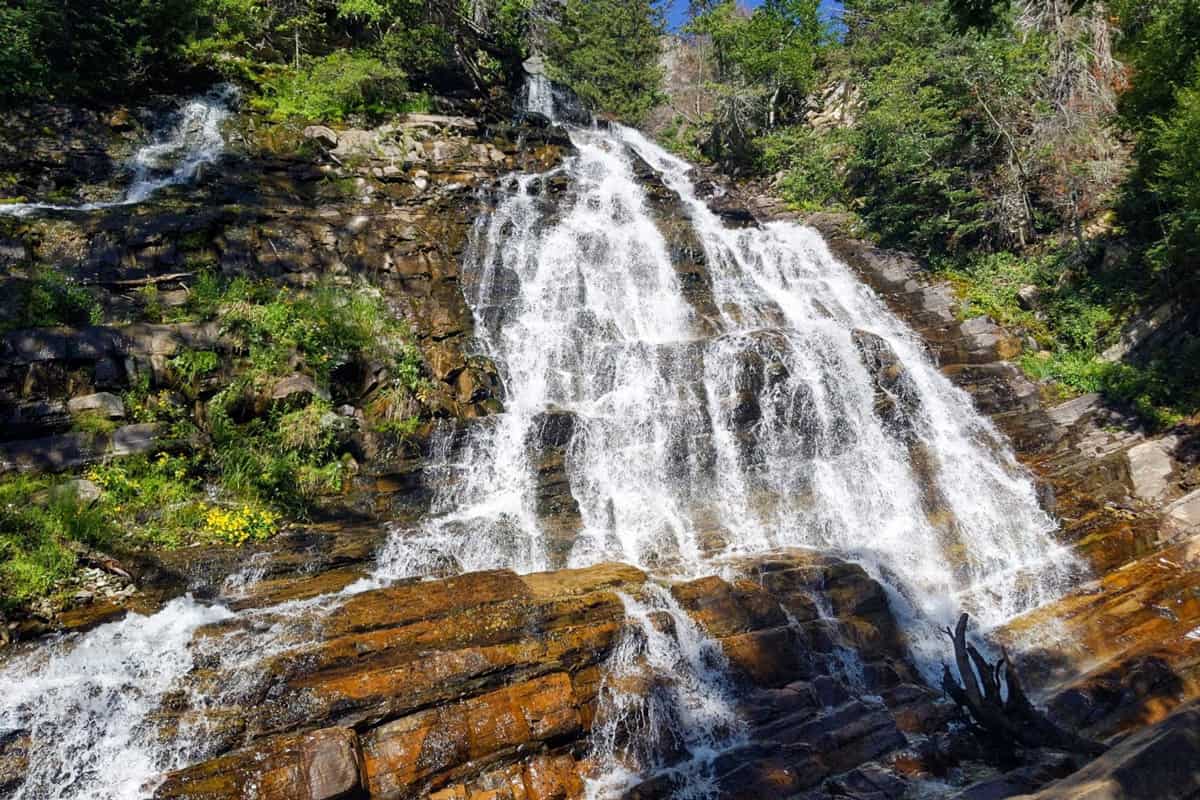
left=378, top=121, right=1079, bottom=662
left=0, top=598, right=232, bottom=800
left=0, top=85, right=236, bottom=218
left=0, top=107, right=1082, bottom=799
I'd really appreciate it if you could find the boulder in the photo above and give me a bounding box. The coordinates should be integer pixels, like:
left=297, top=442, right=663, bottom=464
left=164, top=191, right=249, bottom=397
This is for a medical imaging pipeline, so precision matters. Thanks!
left=1017, top=284, right=1042, bottom=311
left=67, top=392, right=126, bottom=419
left=1125, top=436, right=1178, bottom=503
left=303, top=125, right=339, bottom=149
left=48, top=478, right=102, bottom=506
left=270, top=374, right=330, bottom=407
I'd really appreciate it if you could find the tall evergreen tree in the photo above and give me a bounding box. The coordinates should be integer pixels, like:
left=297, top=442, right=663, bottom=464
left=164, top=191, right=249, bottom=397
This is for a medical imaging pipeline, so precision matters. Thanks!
left=545, top=0, right=667, bottom=122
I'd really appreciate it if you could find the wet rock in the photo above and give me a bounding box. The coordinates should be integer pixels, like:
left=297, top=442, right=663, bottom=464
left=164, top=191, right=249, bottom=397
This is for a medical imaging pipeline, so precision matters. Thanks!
left=1162, top=488, right=1200, bottom=539
left=155, top=726, right=362, bottom=800
left=852, top=329, right=918, bottom=434
left=0, top=729, right=30, bottom=796
left=361, top=673, right=581, bottom=798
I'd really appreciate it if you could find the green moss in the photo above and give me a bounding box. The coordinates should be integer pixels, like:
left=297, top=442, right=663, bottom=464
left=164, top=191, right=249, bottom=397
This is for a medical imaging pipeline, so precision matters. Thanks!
left=71, top=412, right=120, bottom=436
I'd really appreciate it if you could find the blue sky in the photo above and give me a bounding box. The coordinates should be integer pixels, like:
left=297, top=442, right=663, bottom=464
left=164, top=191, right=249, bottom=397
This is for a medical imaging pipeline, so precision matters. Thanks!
left=664, top=0, right=843, bottom=30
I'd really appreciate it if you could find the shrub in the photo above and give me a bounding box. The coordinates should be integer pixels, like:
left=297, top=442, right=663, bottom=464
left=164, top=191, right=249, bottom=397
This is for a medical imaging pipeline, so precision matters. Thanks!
left=253, top=51, right=410, bottom=122
left=3, top=267, right=101, bottom=331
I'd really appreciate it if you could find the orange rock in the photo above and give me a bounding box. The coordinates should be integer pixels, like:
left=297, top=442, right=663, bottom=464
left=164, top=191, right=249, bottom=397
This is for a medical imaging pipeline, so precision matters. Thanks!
left=362, top=673, right=581, bottom=799
left=155, top=727, right=362, bottom=800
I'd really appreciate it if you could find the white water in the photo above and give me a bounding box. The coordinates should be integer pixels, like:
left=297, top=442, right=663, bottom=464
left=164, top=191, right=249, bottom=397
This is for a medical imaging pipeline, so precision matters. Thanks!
left=585, top=587, right=744, bottom=800
left=0, top=597, right=232, bottom=800
left=380, top=122, right=1079, bottom=651
left=0, top=85, right=235, bottom=218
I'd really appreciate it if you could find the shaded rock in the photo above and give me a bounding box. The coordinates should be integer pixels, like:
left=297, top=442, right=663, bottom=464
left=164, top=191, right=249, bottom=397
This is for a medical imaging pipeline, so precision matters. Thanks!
left=0, top=422, right=162, bottom=473
left=0, top=399, right=70, bottom=440
left=951, top=751, right=1079, bottom=800
left=270, top=373, right=330, bottom=407
left=1013, top=702, right=1200, bottom=800
left=1016, top=285, right=1042, bottom=311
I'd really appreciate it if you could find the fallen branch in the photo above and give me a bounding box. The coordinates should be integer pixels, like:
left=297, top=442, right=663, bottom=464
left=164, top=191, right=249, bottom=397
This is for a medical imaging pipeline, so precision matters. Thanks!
left=941, top=613, right=1106, bottom=757
left=84, top=272, right=194, bottom=288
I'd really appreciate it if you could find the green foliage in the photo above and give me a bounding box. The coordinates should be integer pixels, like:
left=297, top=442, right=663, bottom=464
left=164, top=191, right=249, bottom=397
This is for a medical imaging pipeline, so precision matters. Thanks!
left=374, top=414, right=421, bottom=437
left=207, top=391, right=347, bottom=513
left=0, top=455, right=211, bottom=608
left=169, top=349, right=220, bottom=396
left=3, top=268, right=101, bottom=332
left=0, top=476, right=80, bottom=608
left=545, top=0, right=667, bottom=122
left=190, top=279, right=423, bottom=513
left=687, top=0, right=826, bottom=161
left=760, top=125, right=851, bottom=210
left=86, top=455, right=211, bottom=549
left=218, top=283, right=421, bottom=386
left=252, top=51, right=410, bottom=121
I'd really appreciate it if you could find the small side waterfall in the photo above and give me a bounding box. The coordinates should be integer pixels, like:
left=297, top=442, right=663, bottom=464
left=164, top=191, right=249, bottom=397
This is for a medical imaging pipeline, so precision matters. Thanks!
left=0, top=85, right=236, bottom=218
left=585, top=587, right=744, bottom=800
left=0, top=598, right=232, bottom=800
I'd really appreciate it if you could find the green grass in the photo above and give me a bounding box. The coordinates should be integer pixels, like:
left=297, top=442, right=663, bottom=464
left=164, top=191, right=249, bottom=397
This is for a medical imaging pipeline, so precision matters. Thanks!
left=935, top=247, right=1199, bottom=429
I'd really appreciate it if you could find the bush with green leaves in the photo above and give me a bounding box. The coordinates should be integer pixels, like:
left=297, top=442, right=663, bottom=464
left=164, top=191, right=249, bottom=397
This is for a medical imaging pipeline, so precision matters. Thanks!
left=253, top=52, right=412, bottom=121
left=3, top=267, right=101, bottom=332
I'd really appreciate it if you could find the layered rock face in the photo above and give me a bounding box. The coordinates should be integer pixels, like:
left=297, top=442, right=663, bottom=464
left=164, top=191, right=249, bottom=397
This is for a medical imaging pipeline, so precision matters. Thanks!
left=150, top=552, right=945, bottom=800
left=0, top=109, right=568, bottom=507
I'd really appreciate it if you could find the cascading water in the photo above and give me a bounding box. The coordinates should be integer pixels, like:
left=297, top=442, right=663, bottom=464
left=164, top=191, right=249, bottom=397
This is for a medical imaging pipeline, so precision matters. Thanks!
left=379, top=121, right=1079, bottom=655
left=585, top=587, right=744, bottom=800
left=0, top=598, right=232, bottom=800
left=0, top=84, right=236, bottom=218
